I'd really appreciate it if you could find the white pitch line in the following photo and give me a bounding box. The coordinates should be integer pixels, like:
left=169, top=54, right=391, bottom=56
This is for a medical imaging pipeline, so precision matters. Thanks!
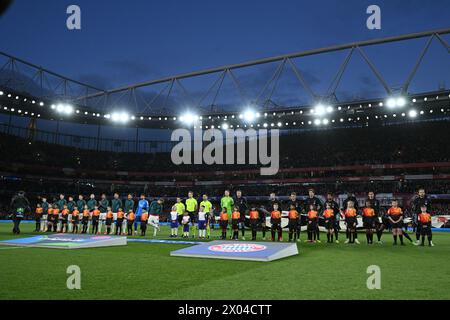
left=0, top=246, right=27, bottom=250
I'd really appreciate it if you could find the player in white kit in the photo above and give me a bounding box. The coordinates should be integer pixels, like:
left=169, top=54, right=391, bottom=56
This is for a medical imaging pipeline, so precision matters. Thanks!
left=170, top=206, right=179, bottom=237
left=197, top=205, right=207, bottom=239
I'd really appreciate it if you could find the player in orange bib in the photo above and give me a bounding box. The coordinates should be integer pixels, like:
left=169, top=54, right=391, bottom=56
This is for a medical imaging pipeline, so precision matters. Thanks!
left=249, top=206, right=260, bottom=240
left=34, top=204, right=43, bottom=232
left=219, top=208, right=229, bottom=239
left=105, top=207, right=114, bottom=234
left=344, top=201, right=358, bottom=244
left=287, top=204, right=300, bottom=242
left=387, top=199, right=404, bottom=245
left=231, top=207, right=241, bottom=240
left=307, top=205, right=319, bottom=242
left=81, top=205, right=90, bottom=233
left=92, top=206, right=101, bottom=234
left=52, top=205, right=60, bottom=232
left=61, top=205, right=70, bottom=233
left=115, top=208, right=125, bottom=235
left=322, top=202, right=335, bottom=243
left=71, top=207, right=80, bottom=233
left=270, top=203, right=282, bottom=242
left=126, top=210, right=135, bottom=236
left=46, top=206, right=53, bottom=232
left=362, top=200, right=376, bottom=244
left=140, top=209, right=149, bottom=236
left=418, top=205, right=434, bottom=246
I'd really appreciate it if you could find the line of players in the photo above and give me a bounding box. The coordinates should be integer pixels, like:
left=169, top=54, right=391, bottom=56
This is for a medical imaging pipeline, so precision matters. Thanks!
left=33, top=193, right=164, bottom=237
left=32, top=188, right=434, bottom=246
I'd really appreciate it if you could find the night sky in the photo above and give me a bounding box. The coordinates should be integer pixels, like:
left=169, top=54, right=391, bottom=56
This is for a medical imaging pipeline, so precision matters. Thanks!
left=0, top=0, right=449, bottom=137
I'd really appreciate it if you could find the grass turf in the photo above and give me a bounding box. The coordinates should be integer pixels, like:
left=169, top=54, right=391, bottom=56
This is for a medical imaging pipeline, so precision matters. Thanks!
left=0, top=222, right=449, bottom=300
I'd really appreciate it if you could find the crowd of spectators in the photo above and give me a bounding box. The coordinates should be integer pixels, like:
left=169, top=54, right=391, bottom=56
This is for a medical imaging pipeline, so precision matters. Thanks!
left=1, top=121, right=449, bottom=174
left=0, top=120, right=449, bottom=218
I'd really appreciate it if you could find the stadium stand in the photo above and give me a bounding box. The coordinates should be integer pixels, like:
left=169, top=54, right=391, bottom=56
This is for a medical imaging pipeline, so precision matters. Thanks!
left=0, top=120, right=449, bottom=219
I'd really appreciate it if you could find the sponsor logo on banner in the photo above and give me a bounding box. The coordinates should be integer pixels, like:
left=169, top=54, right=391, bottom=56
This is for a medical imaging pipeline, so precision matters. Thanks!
left=208, top=243, right=267, bottom=253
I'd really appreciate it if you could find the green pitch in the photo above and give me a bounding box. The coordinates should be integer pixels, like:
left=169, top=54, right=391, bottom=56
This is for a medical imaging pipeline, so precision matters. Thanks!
left=0, top=223, right=449, bottom=300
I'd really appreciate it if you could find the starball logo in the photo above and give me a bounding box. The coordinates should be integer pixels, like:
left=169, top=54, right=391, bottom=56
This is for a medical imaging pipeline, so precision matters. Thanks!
left=170, top=123, right=280, bottom=175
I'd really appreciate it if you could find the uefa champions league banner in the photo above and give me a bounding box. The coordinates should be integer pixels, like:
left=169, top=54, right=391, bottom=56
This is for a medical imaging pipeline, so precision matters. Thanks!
left=0, top=233, right=127, bottom=249
left=171, top=241, right=298, bottom=262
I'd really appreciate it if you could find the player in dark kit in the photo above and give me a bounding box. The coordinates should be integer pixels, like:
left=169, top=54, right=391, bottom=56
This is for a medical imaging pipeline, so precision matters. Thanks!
left=304, top=189, right=323, bottom=242
left=411, top=188, right=431, bottom=245
left=325, top=192, right=340, bottom=243
left=270, top=203, right=282, bottom=241
left=233, top=190, right=248, bottom=240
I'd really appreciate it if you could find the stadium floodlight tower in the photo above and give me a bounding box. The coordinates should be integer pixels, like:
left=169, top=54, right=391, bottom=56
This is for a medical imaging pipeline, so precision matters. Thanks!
left=311, top=101, right=334, bottom=116
left=53, top=103, right=74, bottom=115
left=111, top=111, right=130, bottom=124
left=240, top=108, right=259, bottom=123
left=386, top=96, right=407, bottom=109
left=179, top=112, right=199, bottom=126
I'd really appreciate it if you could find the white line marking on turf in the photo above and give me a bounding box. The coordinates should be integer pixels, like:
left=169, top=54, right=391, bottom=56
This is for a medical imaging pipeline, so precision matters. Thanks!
left=0, top=246, right=27, bottom=250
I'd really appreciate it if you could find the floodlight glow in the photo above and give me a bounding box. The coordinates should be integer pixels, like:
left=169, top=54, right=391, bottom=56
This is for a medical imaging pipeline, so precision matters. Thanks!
left=222, top=123, right=229, bottom=130
left=322, top=119, right=329, bottom=125
left=111, top=112, right=130, bottom=123
left=326, top=106, right=333, bottom=113
left=314, top=119, right=321, bottom=126
left=386, top=96, right=407, bottom=108
left=408, top=110, right=418, bottom=118
left=243, top=110, right=256, bottom=122
left=179, top=112, right=198, bottom=125
left=56, top=104, right=65, bottom=112
left=396, top=97, right=406, bottom=107
left=386, top=98, right=396, bottom=108
left=314, top=104, right=326, bottom=116
left=63, top=105, right=74, bottom=114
